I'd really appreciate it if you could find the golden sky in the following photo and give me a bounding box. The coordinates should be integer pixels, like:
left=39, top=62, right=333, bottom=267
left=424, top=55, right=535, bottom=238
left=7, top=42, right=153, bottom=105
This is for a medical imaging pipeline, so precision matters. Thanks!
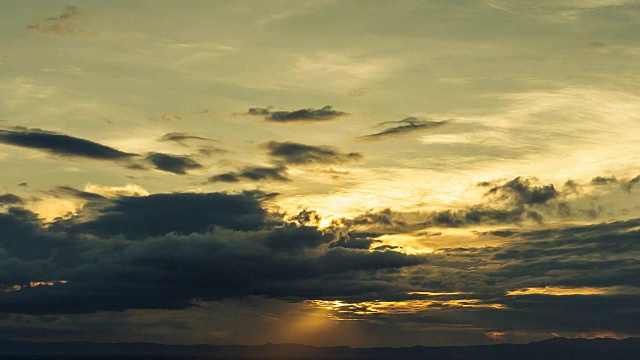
left=0, top=0, right=639, bottom=347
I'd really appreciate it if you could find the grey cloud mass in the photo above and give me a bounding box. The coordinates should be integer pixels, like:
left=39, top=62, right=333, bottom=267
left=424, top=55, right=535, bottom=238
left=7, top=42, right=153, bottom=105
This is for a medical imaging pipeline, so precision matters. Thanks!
left=591, top=176, right=617, bottom=185
left=264, top=141, right=362, bottom=165
left=0, top=194, right=23, bottom=206
left=0, top=192, right=425, bottom=314
left=246, top=106, right=348, bottom=123
left=621, top=174, right=640, bottom=192
left=209, top=165, right=290, bottom=183
left=145, top=153, right=203, bottom=175
left=0, top=127, right=135, bottom=160
left=361, top=117, right=449, bottom=139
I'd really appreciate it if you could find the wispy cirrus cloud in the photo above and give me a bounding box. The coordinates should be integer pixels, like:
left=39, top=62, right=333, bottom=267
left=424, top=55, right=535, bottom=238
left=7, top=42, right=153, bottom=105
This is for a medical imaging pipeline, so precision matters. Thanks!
left=360, top=117, right=449, bottom=139
left=157, top=132, right=215, bottom=145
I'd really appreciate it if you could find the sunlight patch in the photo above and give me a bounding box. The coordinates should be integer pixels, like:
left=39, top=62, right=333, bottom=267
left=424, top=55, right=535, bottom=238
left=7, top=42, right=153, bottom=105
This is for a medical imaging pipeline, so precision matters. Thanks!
left=84, top=183, right=149, bottom=198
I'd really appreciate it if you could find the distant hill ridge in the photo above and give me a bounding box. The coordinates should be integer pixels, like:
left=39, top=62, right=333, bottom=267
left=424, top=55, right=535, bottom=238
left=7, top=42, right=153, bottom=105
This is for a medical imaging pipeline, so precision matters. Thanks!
left=1, top=337, right=639, bottom=359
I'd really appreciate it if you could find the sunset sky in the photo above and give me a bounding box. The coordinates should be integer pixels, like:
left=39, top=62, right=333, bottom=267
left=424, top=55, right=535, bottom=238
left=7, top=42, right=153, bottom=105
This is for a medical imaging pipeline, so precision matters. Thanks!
left=1, top=0, right=639, bottom=347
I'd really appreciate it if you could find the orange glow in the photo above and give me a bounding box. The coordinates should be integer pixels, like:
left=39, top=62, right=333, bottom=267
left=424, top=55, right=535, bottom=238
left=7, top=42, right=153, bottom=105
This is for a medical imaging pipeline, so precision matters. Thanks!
left=3, top=280, right=68, bottom=292
left=407, top=291, right=467, bottom=296
left=29, top=197, right=84, bottom=222
left=308, top=298, right=507, bottom=318
left=485, top=331, right=507, bottom=341
left=506, top=286, right=637, bottom=296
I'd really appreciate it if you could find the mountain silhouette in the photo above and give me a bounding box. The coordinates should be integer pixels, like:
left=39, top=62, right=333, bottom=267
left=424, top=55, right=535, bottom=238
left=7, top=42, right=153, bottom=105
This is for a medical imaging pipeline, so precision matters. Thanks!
left=1, top=337, right=638, bottom=359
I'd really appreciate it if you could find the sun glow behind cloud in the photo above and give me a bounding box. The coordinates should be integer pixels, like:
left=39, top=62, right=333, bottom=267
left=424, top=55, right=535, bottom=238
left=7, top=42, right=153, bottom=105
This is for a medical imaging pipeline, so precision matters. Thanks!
left=506, top=286, right=640, bottom=296
left=309, top=298, right=507, bottom=320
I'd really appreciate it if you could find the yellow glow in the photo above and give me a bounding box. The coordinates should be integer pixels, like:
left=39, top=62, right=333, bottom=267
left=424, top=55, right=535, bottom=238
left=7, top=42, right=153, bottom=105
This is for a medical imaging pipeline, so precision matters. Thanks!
left=407, top=291, right=467, bottom=296
left=84, top=183, right=149, bottom=198
left=29, top=197, right=85, bottom=222
left=506, top=286, right=636, bottom=296
left=485, top=331, right=507, bottom=341
left=308, top=298, right=507, bottom=318
left=374, top=234, right=435, bottom=254
left=3, top=280, right=68, bottom=292
left=272, top=307, right=340, bottom=344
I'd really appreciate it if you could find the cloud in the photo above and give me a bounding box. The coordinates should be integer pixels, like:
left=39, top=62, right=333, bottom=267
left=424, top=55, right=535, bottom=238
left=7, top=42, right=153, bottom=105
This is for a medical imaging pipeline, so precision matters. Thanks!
left=414, top=177, right=560, bottom=228
left=264, top=141, right=362, bottom=165
left=67, top=192, right=271, bottom=238
left=591, top=176, right=617, bottom=185
left=360, top=117, right=449, bottom=139
left=209, top=165, right=290, bottom=183
left=157, top=132, right=215, bottom=145
left=82, top=184, right=150, bottom=198
left=0, top=127, right=135, bottom=160
left=0, top=207, right=56, bottom=261
left=485, top=177, right=559, bottom=206
left=245, top=106, right=348, bottom=123
left=207, top=141, right=361, bottom=183
left=27, top=5, right=80, bottom=36
left=621, top=174, right=640, bottom=192
left=0, top=192, right=426, bottom=314
left=1, top=188, right=639, bottom=339
left=144, top=153, right=203, bottom=175
left=0, top=194, right=23, bottom=206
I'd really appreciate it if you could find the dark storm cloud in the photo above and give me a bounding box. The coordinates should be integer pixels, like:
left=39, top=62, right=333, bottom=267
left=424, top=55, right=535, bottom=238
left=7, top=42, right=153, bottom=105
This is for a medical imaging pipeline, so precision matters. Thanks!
left=144, top=153, right=203, bottom=175
left=264, top=141, right=362, bottom=165
left=360, top=117, right=448, bottom=139
left=246, top=106, right=348, bottom=123
left=157, top=132, right=215, bottom=144
left=0, top=207, right=56, bottom=261
left=0, top=127, right=135, bottom=160
left=0, top=194, right=23, bottom=206
left=27, top=5, right=80, bottom=36
left=0, top=192, right=426, bottom=314
left=208, top=165, right=290, bottom=183
left=70, top=192, right=270, bottom=237
left=1, top=190, right=639, bottom=340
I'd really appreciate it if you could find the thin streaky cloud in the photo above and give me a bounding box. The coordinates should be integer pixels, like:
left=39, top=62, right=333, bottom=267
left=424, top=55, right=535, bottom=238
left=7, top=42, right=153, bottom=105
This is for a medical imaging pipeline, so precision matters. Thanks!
left=0, top=127, right=136, bottom=160
left=360, top=117, right=449, bottom=139
left=245, top=106, right=348, bottom=123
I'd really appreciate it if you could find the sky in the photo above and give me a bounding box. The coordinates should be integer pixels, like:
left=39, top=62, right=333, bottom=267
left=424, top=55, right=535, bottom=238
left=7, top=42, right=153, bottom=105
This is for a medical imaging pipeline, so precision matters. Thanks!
left=0, top=0, right=639, bottom=348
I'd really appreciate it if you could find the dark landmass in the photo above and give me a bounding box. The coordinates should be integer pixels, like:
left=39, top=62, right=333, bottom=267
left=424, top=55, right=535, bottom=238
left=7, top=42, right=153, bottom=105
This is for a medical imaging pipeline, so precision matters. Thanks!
left=1, top=337, right=639, bottom=359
